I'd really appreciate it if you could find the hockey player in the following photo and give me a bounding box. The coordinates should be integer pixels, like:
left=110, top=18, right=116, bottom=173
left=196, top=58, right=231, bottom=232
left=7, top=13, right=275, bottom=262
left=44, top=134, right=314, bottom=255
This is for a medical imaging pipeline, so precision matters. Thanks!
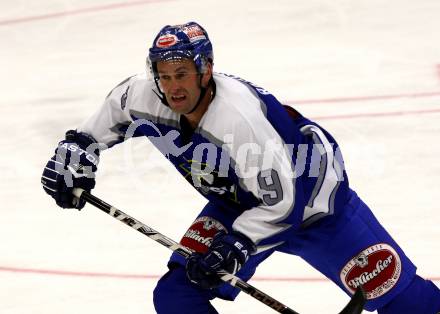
left=41, top=22, right=440, bottom=313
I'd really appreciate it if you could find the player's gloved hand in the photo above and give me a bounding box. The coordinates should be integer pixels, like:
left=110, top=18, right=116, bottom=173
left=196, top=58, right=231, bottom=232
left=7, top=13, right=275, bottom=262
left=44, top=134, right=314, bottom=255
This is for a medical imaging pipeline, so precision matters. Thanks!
left=186, top=230, right=256, bottom=289
left=41, top=130, right=100, bottom=209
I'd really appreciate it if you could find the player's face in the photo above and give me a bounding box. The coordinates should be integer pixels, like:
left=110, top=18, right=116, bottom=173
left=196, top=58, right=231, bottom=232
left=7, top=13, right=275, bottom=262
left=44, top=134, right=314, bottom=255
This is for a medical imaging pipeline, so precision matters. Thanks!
left=156, top=59, right=203, bottom=114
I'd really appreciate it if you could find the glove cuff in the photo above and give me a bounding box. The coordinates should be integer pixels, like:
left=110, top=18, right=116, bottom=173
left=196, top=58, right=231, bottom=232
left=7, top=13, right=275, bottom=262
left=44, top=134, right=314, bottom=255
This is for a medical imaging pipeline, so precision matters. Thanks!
left=65, top=130, right=102, bottom=156
left=212, top=231, right=256, bottom=264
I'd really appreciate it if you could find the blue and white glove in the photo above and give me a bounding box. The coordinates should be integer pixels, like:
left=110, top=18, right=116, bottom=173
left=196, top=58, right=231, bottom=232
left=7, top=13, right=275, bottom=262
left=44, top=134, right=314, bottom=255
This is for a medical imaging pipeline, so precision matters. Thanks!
left=186, top=231, right=256, bottom=289
left=41, top=130, right=100, bottom=209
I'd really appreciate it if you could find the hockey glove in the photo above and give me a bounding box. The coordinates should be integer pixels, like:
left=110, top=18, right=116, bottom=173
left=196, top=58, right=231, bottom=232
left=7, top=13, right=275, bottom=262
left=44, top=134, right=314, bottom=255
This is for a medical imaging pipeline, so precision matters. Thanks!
left=186, top=231, right=256, bottom=289
left=41, top=130, right=100, bottom=209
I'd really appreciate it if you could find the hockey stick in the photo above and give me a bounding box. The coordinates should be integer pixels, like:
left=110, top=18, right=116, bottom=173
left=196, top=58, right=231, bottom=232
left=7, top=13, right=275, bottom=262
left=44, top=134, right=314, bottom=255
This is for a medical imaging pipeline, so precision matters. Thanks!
left=72, top=188, right=366, bottom=314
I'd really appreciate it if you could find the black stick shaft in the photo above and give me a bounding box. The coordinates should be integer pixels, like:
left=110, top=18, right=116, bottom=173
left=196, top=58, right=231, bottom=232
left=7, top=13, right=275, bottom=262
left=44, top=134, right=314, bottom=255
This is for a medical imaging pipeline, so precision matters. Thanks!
left=73, top=188, right=299, bottom=314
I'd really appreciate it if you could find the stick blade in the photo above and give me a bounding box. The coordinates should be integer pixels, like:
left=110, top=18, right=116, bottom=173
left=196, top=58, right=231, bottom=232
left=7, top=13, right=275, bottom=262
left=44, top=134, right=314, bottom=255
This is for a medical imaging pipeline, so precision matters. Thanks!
left=338, top=287, right=366, bottom=314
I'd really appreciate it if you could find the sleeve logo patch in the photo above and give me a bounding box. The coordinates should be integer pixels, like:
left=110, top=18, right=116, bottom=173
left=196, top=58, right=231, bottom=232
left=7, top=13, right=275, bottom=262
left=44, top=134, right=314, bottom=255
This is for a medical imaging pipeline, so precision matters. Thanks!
left=340, top=243, right=402, bottom=300
left=180, top=216, right=227, bottom=253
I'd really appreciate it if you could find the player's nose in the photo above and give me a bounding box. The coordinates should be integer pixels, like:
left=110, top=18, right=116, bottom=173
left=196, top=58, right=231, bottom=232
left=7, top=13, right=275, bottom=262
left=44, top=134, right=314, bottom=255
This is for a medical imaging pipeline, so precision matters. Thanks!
left=169, top=82, right=185, bottom=95
left=167, top=79, right=182, bottom=93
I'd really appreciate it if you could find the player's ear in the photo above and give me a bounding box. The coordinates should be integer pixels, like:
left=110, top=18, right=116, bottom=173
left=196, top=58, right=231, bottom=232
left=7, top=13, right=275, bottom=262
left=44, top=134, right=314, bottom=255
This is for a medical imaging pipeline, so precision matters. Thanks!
left=201, top=62, right=213, bottom=88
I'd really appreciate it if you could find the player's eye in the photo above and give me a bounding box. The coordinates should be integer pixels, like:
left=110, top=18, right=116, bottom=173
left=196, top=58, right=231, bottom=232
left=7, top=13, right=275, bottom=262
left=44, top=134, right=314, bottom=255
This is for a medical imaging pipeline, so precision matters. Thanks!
left=175, top=72, right=188, bottom=80
left=159, top=74, right=171, bottom=81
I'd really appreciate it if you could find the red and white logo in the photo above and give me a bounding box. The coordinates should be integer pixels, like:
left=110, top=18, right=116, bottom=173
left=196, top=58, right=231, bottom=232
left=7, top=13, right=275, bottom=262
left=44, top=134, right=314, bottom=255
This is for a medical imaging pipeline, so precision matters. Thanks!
left=180, top=216, right=227, bottom=253
left=156, top=34, right=178, bottom=48
left=182, top=25, right=206, bottom=42
left=340, top=243, right=402, bottom=300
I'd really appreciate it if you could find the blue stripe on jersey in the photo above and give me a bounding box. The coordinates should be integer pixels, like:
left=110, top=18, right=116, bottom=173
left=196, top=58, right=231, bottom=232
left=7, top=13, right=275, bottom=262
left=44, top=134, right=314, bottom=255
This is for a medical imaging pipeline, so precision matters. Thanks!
left=224, top=74, right=350, bottom=228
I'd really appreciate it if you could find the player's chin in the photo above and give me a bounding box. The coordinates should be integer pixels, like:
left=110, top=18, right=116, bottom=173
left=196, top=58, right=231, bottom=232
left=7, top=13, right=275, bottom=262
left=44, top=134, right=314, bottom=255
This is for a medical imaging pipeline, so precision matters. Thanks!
left=169, top=101, right=190, bottom=114
left=169, top=99, right=196, bottom=114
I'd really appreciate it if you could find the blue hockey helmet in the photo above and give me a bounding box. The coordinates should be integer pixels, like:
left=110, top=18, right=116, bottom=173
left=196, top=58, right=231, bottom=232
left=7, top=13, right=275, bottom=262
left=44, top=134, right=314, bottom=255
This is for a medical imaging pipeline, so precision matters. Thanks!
left=147, top=22, right=214, bottom=78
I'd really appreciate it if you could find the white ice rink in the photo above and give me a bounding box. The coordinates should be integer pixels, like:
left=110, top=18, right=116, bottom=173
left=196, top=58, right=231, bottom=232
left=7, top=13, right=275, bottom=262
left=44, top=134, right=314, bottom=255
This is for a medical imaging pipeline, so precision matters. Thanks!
left=1, top=0, right=439, bottom=313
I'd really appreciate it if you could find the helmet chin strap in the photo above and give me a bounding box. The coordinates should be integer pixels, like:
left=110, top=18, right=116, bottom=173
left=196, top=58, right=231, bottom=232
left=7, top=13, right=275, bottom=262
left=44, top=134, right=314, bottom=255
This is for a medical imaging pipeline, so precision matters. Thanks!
left=186, top=75, right=210, bottom=114
left=152, top=78, right=170, bottom=107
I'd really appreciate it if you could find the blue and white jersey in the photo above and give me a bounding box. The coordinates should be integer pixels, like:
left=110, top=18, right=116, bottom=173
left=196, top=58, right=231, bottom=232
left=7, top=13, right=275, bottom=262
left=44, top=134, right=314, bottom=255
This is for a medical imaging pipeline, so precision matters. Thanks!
left=78, top=72, right=349, bottom=253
